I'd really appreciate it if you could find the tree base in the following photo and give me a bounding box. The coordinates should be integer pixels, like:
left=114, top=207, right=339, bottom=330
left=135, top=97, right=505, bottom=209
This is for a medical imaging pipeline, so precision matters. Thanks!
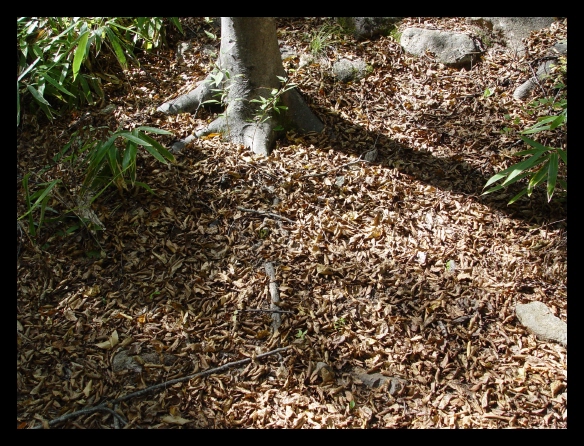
left=159, top=76, right=323, bottom=156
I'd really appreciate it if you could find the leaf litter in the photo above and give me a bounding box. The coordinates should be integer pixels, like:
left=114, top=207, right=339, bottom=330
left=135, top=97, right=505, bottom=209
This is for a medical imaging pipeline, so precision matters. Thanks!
left=17, top=17, right=566, bottom=428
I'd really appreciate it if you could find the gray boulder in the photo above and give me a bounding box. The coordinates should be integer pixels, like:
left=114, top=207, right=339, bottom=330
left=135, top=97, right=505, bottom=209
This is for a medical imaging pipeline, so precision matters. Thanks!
left=513, top=39, right=567, bottom=100
left=337, top=17, right=403, bottom=40
left=468, top=17, right=557, bottom=55
left=516, top=301, right=567, bottom=346
left=400, top=28, right=479, bottom=69
left=332, top=58, right=368, bottom=83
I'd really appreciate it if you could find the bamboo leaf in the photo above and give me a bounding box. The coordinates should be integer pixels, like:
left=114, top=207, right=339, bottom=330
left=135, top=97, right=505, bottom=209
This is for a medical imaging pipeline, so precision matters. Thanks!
left=500, top=152, right=546, bottom=187
left=117, top=131, right=153, bottom=147
left=26, top=84, right=51, bottom=106
left=547, top=152, right=558, bottom=202
left=135, top=126, right=174, bottom=135
left=507, top=188, right=529, bottom=205
left=41, top=71, right=76, bottom=97
left=18, top=179, right=61, bottom=221
left=137, top=133, right=175, bottom=164
left=72, top=31, right=89, bottom=81
left=103, top=27, right=128, bottom=70
left=527, top=163, right=549, bottom=195
left=519, top=135, right=549, bottom=151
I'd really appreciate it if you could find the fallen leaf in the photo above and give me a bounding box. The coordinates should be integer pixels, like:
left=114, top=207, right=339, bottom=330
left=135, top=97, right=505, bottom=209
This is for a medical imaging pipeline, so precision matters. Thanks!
left=161, top=415, right=192, bottom=425
left=95, top=330, right=119, bottom=350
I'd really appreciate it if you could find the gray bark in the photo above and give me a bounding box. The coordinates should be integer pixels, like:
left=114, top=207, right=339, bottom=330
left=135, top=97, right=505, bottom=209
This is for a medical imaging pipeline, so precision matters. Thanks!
left=158, top=17, right=323, bottom=156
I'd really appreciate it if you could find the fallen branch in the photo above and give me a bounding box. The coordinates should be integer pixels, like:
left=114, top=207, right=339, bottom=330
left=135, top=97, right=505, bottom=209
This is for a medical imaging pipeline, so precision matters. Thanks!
left=237, top=207, right=296, bottom=224
left=265, top=262, right=282, bottom=331
left=32, top=345, right=293, bottom=429
left=242, top=308, right=295, bottom=314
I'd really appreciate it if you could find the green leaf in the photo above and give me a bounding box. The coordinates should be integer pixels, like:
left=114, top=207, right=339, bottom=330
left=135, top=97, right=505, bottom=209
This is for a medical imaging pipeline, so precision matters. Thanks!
left=519, top=135, right=550, bottom=151
left=134, top=181, right=155, bottom=194
left=547, top=152, right=558, bottom=202
left=527, top=163, right=549, bottom=195
left=137, top=133, right=175, bottom=163
left=84, top=135, right=117, bottom=187
left=507, top=188, right=528, bottom=205
left=37, top=193, right=51, bottom=236
left=169, top=17, right=184, bottom=34
left=18, top=178, right=61, bottom=221
left=17, top=56, right=41, bottom=82
left=41, top=71, right=76, bottom=97
left=103, top=26, right=128, bottom=71
left=122, top=140, right=137, bottom=171
left=26, top=84, right=51, bottom=106
left=116, top=131, right=153, bottom=146
left=135, top=126, right=174, bottom=135
left=549, top=114, right=566, bottom=130
left=483, top=171, right=531, bottom=195
left=557, top=148, right=567, bottom=165
left=500, top=154, right=544, bottom=187
left=17, top=81, right=21, bottom=127
left=72, top=31, right=90, bottom=81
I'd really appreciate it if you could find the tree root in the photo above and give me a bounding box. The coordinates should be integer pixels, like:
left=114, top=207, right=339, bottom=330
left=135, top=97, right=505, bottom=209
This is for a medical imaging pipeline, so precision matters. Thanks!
left=30, top=345, right=293, bottom=429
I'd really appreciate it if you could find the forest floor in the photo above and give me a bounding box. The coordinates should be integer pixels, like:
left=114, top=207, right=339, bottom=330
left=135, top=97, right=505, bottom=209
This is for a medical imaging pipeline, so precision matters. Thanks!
left=17, top=17, right=567, bottom=428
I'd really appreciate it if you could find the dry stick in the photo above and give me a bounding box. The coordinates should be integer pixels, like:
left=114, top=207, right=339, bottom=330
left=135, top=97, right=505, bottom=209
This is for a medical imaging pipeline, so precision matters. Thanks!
left=32, top=345, right=292, bottom=429
left=237, top=207, right=296, bottom=224
left=242, top=308, right=295, bottom=315
left=264, top=262, right=281, bottom=331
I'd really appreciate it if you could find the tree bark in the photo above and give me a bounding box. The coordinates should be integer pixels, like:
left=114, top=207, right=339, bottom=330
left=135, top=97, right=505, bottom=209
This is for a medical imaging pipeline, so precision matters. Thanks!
left=158, top=17, right=323, bottom=156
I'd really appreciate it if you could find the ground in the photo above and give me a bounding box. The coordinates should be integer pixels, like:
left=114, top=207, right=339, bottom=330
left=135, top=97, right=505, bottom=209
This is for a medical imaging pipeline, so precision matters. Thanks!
left=17, top=17, right=567, bottom=429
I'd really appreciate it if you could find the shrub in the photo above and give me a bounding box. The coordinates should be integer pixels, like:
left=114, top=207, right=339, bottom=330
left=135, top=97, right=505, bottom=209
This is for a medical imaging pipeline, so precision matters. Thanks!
left=483, top=56, right=566, bottom=204
left=17, top=17, right=183, bottom=125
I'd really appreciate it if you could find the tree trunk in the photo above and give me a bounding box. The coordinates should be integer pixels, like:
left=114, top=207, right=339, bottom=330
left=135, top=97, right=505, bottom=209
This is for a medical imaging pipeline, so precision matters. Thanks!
left=158, top=17, right=324, bottom=156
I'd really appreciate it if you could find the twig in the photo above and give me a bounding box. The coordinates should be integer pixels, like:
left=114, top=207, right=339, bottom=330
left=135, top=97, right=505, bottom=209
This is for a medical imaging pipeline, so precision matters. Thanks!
left=242, top=308, right=295, bottom=314
left=527, top=59, right=551, bottom=98
left=32, top=345, right=293, bottom=429
left=237, top=207, right=296, bottom=224
left=265, top=262, right=282, bottom=331
left=17, top=221, right=23, bottom=259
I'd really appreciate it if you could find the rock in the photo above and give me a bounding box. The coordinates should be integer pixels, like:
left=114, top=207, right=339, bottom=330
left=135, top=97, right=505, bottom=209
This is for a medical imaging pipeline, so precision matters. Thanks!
left=337, top=17, right=403, bottom=40
left=515, top=301, right=567, bottom=346
left=513, top=39, right=567, bottom=100
left=400, top=28, right=479, bottom=69
left=468, top=17, right=557, bottom=55
left=112, top=350, right=178, bottom=373
left=350, top=366, right=407, bottom=396
left=332, top=58, right=368, bottom=83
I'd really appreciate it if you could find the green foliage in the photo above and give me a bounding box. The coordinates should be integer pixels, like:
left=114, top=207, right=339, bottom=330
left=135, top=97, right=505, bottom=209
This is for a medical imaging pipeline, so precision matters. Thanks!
left=250, top=76, right=297, bottom=131
left=257, top=227, right=270, bottom=239
left=334, top=317, right=346, bottom=331
left=483, top=86, right=495, bottom=98
left=386, top=24, right=402, bottom=42
left=20, top=173, right=61, bottom=238
left=81, top=126, right=175, bottom=194
left=308, top=22, right=344, bottom=56
left=202, top=66, right=244, bottom=135
left=17, top=17, right=183, bottom=125
left=18, top=125, right=175, bottom=240
left=295, top=329, right=307, bottom=340
left=483, top=57, right=567, bottom=205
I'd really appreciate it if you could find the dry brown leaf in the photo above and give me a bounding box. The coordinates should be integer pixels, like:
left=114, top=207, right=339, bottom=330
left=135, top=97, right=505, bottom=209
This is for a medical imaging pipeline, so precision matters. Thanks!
left=161, top=415, right=192, bottom=425
left=95, top=330, right=119, bottom=350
